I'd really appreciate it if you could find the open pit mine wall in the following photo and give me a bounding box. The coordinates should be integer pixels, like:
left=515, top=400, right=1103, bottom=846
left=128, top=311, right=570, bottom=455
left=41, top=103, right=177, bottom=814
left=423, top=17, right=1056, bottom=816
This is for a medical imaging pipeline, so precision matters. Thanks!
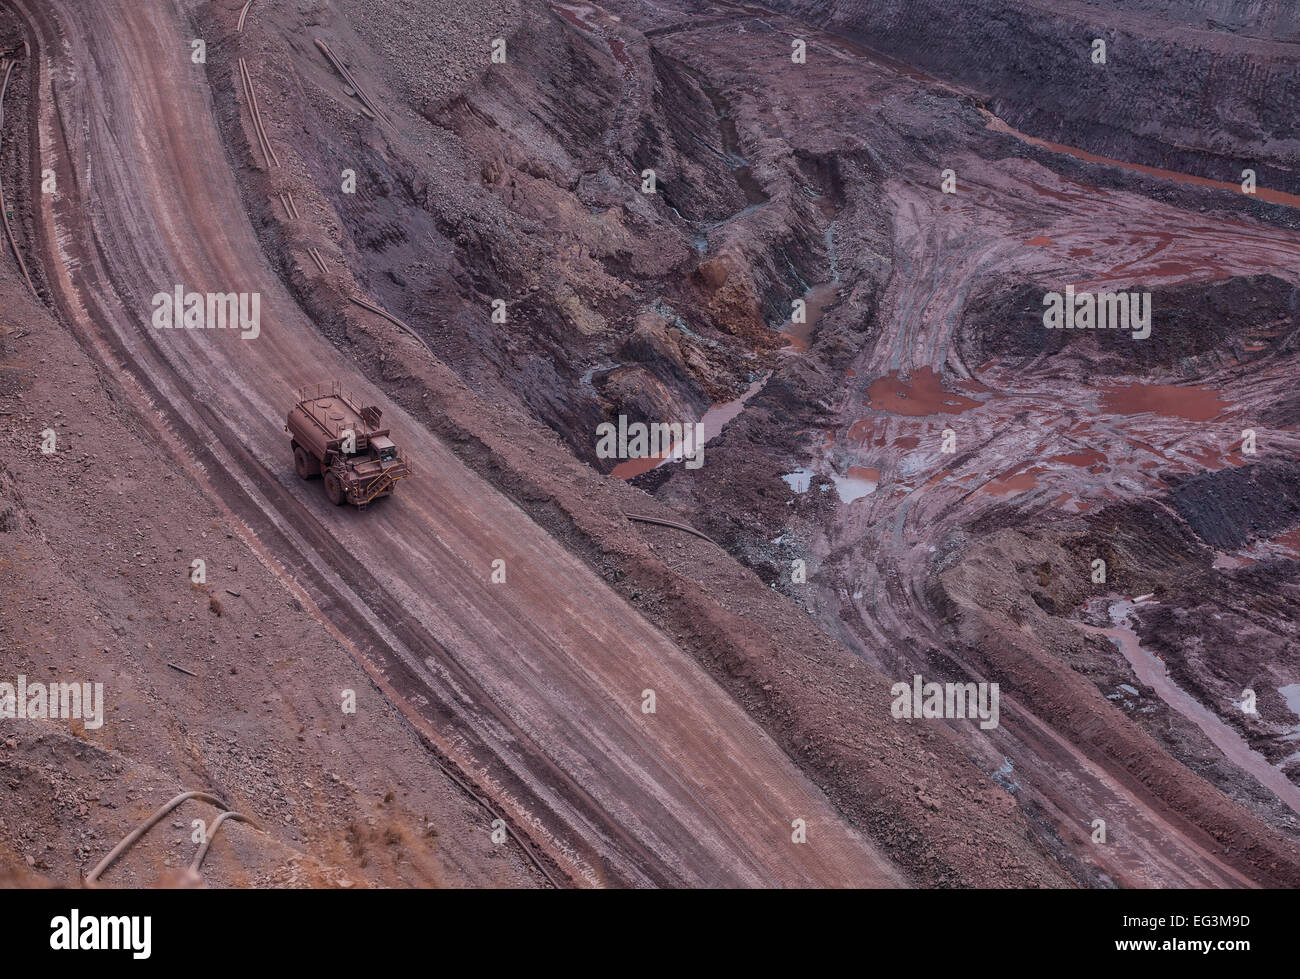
left=1111, top=0, right=1300, bottom=36
left=760, top=0, right=1300, bottom=195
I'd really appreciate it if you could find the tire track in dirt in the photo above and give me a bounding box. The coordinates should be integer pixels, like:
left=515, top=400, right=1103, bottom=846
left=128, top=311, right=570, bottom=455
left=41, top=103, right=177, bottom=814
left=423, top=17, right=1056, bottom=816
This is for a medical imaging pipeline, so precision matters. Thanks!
left=5, top=0, right=905, bottom=888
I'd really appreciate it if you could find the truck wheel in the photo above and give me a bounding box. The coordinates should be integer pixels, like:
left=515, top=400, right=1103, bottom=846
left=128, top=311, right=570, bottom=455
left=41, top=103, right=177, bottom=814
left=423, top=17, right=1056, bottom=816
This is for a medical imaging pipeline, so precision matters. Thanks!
left=294, top=446, right=320, bottom=480
left=323, top=470, right=346, bottom=506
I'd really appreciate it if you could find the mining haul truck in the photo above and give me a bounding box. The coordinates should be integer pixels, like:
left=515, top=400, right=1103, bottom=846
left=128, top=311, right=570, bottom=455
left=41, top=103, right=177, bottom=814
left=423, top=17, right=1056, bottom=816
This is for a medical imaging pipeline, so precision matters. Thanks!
left=287, top=385, right=411, bottom=508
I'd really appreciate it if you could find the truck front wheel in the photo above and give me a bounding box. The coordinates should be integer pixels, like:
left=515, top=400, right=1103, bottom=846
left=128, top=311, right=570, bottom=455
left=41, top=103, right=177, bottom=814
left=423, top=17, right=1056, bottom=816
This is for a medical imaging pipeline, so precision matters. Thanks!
left=294, top=446, right=321, bottom=480
left=323, top=470, right=346, bottom=506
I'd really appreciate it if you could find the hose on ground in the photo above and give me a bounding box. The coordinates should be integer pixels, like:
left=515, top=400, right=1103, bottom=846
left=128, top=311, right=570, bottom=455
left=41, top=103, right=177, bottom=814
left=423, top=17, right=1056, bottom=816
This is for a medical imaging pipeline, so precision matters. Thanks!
left=624, top=512, right=717, bottom=545
left=85, top=791, right=230, bottom=883
left=190, top=810, right=261, bottom=872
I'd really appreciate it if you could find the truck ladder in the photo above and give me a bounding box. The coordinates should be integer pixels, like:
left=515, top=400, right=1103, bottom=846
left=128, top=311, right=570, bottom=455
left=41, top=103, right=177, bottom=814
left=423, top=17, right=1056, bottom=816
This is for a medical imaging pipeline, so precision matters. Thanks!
left=355, top=468, right=408, bottom=509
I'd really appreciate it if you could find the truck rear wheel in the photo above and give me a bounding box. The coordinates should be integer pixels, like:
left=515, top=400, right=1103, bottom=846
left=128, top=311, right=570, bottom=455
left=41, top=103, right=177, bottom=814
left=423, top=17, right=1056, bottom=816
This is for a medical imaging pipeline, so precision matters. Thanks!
left=323, top=470, right=346, bottom=506
left=294, top=446, right=320, bottom=480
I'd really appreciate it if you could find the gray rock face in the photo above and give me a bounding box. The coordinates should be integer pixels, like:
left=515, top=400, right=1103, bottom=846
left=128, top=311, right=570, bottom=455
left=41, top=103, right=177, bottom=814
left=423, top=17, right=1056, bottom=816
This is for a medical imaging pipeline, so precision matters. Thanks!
left=759, top=0, right=1300, bottom=193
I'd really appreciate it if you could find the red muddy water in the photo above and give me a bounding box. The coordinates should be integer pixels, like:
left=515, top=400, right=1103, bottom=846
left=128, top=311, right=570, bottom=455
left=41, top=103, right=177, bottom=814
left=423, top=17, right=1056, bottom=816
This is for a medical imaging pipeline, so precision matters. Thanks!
left=982, top=468, right=1042, bottom=497
left=611, top=376, right=767, bottom=478
left=865, top=367, right=981, bottom=416
left=1083, top=600, right=1300, bottom=819
left=780, top=282, right=839, bottom=353
left=1049, top=449, right=1107, bottom=468
left=1099, top=383, right=1232, bottom=422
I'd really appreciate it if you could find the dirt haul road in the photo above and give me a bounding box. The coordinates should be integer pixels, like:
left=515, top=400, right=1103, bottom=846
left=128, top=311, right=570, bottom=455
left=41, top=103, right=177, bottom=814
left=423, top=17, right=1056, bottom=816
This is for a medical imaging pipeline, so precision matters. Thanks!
left=4, top=0, right=905, bottom=887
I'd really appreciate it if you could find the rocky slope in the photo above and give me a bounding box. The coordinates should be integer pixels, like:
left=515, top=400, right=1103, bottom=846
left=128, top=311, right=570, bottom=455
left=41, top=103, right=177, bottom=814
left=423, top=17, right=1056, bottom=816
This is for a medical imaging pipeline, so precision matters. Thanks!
left=760, top=0, right=1300, bottom=194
